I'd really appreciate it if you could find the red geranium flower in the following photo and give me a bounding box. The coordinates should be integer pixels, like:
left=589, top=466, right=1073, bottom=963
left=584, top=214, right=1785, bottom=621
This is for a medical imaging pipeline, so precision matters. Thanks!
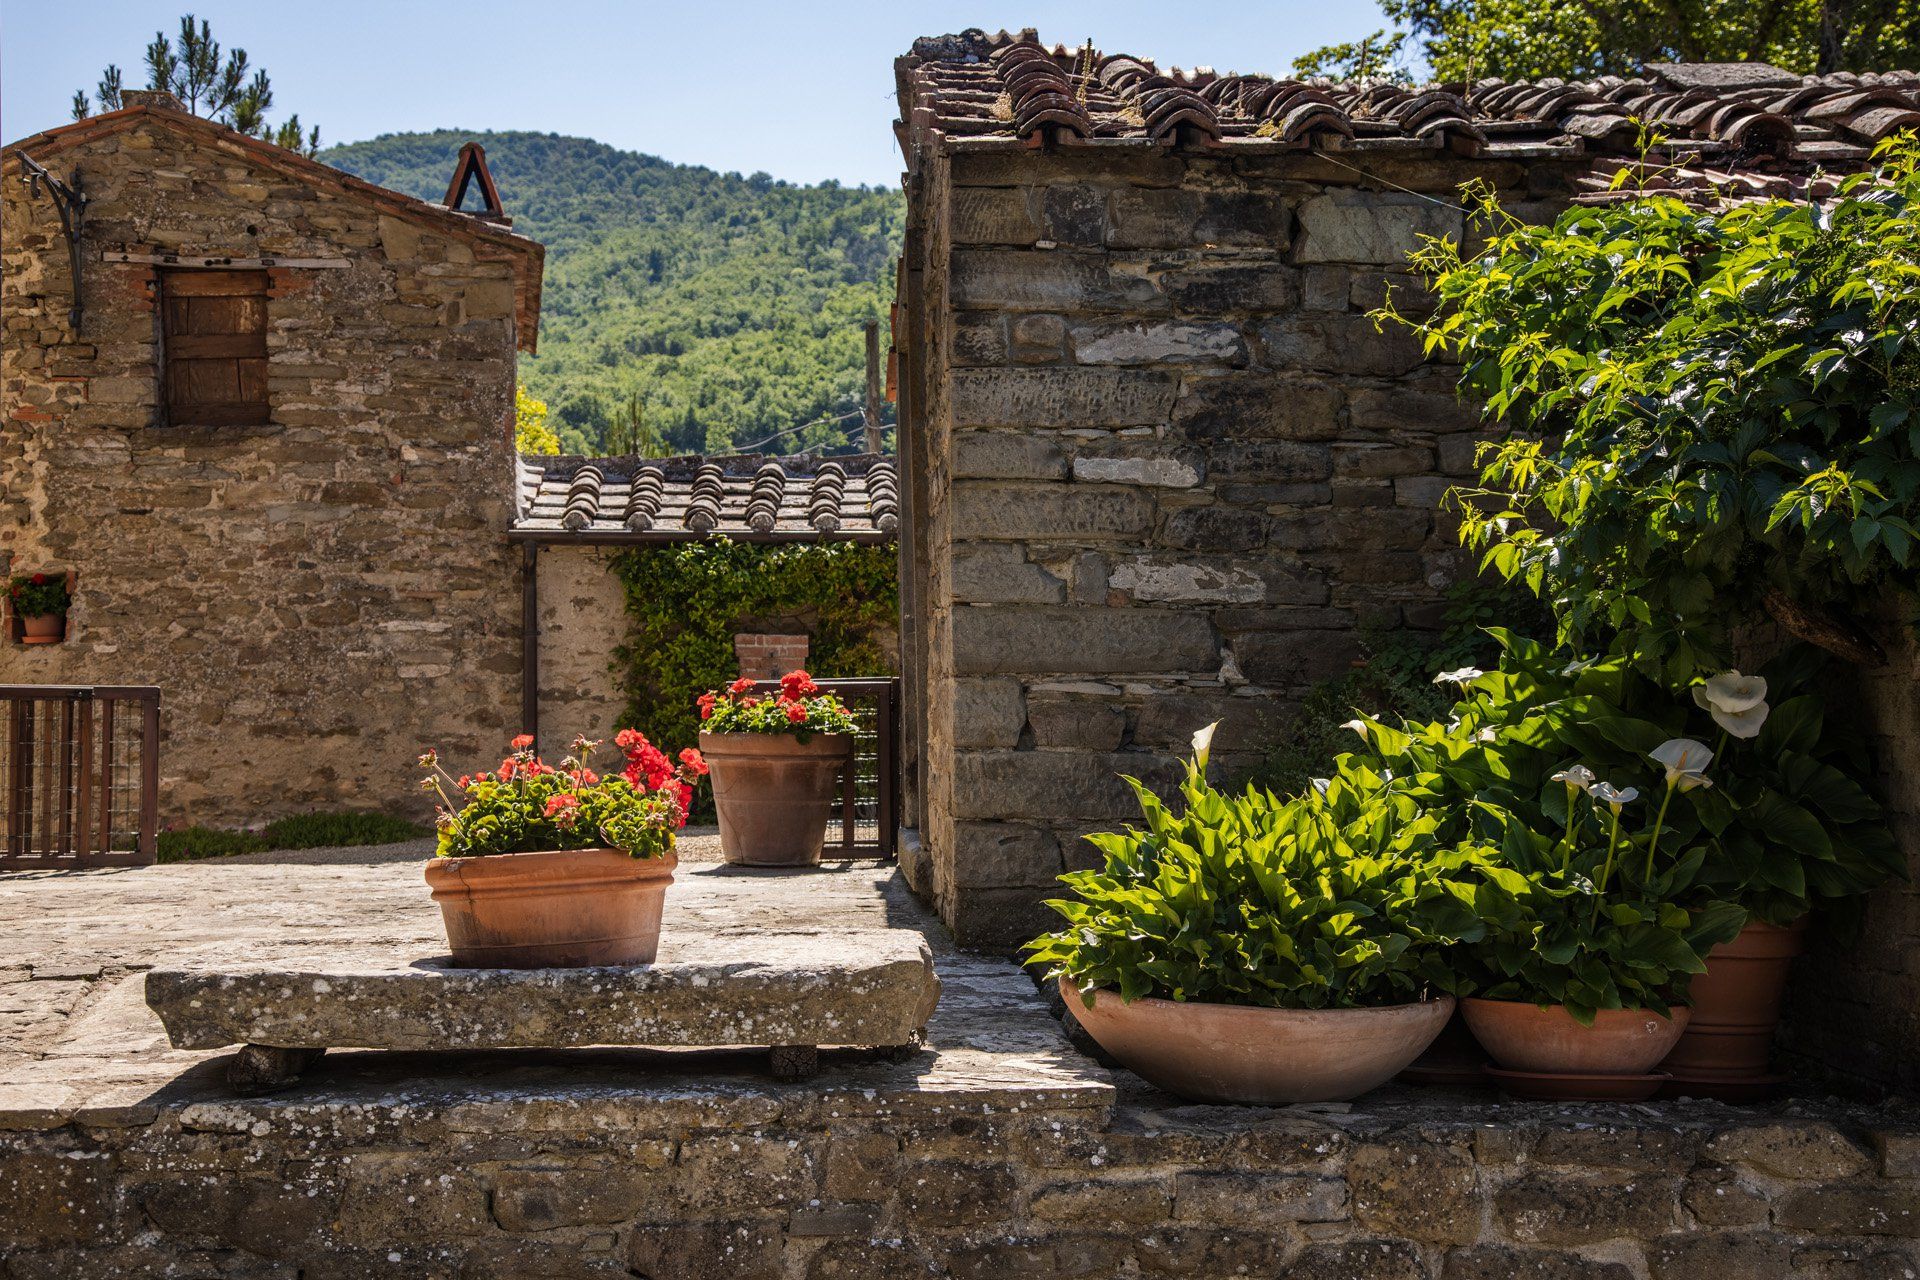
left=779, top=669, right=818, bottom=699
left=497, top=758, right=518, bottom=780
left=696, top=692, right=717, bottom=720
left=729, top=677, right=756, bottom=695
left=29, top=573, right=47, bottom=586
left=785, top=702, right=807, bottom=724
left=571, top=767, right=599, bottom=786
left=543, top=793, right=579, bottom=817
left=615, top=728, right=648, bottom=752
left=510, top=733, right=535, bottom=751
left=679, top=747, right=708, bottom=776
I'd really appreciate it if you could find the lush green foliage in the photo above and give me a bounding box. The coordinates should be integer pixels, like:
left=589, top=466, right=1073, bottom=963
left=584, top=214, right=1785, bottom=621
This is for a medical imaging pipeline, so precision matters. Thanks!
left=156, top=811, right=431, bottom=862
left=1252, top=580, right=1553, bottom=794
left=73, top=13, right=320, bottom=153
left=700, top=670, right=857, bottom=739
left=323, top=131, right=903, bottom=455
left=1299, top=0, right=1920, bottom=80
left=514, top=384, right=560, bottom=455
left=1340, top=633, right=1902, bottom=928
left=422, top=735, right=703, bottom=859
left=1399, top=144, right=1920, bottom=682
left=1026, top=753, right=1502, bottom=1010
left=7, top=573, right=69, bottom=619
left=611, top=540, right=896, bottom=807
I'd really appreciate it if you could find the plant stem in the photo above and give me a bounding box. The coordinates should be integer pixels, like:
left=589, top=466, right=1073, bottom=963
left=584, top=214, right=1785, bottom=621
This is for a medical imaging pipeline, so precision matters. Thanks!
left=1590, top=806, right=1623, bottom=926
left=1644, top=782, right=1677, bottom=880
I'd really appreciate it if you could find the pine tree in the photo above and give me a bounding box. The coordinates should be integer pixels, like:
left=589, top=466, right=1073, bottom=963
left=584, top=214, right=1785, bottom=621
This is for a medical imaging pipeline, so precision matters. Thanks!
left=606, top=393, right=668, bottom=458
left=70, top=13, right=321, bottom=156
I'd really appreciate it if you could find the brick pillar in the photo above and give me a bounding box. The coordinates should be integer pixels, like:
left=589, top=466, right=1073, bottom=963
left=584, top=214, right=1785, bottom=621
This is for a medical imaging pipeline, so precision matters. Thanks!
left=734, top=633, right=810, bottom=679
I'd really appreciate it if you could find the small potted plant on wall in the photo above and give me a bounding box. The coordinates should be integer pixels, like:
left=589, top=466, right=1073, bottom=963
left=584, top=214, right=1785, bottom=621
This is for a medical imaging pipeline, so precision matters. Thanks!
left=418, top=731, right=707, bottom=967
left=1024, top=726, right=1487, bottom=1105
left=698, top=670, right=856, bottom=866
left=8, top=572, right=71, bottom=644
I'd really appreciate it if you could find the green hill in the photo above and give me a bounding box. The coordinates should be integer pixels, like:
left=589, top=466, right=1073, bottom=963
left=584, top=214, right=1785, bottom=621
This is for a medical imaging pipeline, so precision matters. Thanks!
left=322, top=130, right=904, bottom=455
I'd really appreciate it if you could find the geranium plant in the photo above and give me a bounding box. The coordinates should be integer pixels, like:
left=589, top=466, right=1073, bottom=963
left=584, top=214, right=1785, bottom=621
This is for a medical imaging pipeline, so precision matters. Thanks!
left=7, top=572, right=70, bottom=619
left=698, top=670, right=856, bottom=738
left=1026, top=727, right=1503, bottom=1010
left=420, top=731, right=707, bottom=860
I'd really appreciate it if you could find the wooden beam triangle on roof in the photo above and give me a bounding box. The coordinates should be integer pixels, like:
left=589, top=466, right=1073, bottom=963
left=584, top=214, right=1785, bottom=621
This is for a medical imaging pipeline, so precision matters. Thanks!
left=443, top=141, right=511, bottom=226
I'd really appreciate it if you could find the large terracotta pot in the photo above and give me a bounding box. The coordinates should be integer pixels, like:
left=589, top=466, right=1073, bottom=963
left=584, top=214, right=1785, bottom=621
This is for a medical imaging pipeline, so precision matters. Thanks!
left=1659, top=918, right=1807, bottom=1086
left=20, top=613, right=63, bottom=644
left=1462, top=997, right=1690, bottom=1075
left=1065, top=978, right=1455, bottom=1104
left=423, top=847, right=676, bottom=968
left=700, top=731, right=851, bottom=866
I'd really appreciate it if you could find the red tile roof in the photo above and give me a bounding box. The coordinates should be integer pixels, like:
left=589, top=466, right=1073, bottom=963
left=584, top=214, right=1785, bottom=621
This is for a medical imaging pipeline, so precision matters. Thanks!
left=3, top=102, right=545, bottom=351
left=896, top=28, right=1920, bottom=181
left=512, top=453, right=899, bottom=544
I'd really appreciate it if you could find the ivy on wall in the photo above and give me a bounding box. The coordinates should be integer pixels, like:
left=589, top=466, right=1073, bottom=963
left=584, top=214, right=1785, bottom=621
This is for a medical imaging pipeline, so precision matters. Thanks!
left=611, top=538, right=899, bottom=765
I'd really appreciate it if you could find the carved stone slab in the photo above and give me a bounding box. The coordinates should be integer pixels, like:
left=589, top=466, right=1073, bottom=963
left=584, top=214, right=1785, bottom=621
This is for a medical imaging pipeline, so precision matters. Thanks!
left=145, top=932, right=941, bottom=1059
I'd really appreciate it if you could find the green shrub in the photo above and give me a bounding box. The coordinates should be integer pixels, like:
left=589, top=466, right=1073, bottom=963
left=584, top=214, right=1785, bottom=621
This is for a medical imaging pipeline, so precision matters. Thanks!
left=156, top=810, right=432, bottom=862
left=156, top=827, right=270, bottom=863
left=1025, top=742, right=1503, bottom=1010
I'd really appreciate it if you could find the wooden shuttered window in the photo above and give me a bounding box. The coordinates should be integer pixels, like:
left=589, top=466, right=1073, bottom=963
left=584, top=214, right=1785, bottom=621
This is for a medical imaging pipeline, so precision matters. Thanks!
left=160, top=269, right=270, bottom=426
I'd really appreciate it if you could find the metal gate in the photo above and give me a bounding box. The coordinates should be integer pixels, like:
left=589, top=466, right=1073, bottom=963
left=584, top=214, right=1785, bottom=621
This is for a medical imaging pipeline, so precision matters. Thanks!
left=732, top=676, right=898, bottom=858
left=0, top=685, right=160, bottom=869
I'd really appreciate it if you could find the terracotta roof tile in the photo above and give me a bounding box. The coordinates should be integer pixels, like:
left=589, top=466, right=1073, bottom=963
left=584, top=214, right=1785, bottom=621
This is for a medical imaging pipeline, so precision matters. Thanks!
left=896, top=30, right=1920, bottom=175
left=513, top=453, right=899, bottom=543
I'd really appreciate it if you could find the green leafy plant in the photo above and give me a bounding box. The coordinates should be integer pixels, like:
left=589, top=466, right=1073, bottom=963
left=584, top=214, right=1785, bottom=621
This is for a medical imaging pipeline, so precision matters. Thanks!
left=8, top=573, right=70, bottom=619
left=1338, top=632, right=1901, bottom=929
left=1395, top=138, right=1920, bottom=681
left=421, top=732, right=706, bottom=859
left=1026, top=730, right=1502, bottom=1010
left=156, top=811, right=431, bottom=862
left=699, top=670, right=855, bottom=738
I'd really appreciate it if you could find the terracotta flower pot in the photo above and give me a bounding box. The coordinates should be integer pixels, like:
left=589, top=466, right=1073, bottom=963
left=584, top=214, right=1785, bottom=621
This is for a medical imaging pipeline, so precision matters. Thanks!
left=19, top=613, right=63, bottom=644
left=424, top=847, right=676, bottom=968
left=1065, top=978, right=1455, bottom=1104
left=700, top=731, right=851, bottom=867
left=1462, top=997, right=1690, bottom=1075
left=1658, top=918, right=1807, bottom=1087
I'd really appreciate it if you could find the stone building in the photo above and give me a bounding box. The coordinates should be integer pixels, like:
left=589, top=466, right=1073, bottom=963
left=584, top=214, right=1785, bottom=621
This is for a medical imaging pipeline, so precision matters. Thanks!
left=0, top=94, right=545, bottom=825
left=886, top=20, right=1920, bottom=1090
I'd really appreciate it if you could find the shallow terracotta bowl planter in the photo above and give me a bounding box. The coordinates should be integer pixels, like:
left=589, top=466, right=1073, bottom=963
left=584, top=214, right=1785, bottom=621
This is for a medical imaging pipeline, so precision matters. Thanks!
left=424, top=847, right=676, bottom=968
left=1461, top=997, right=1690, bottom=1075
left=700, top=731, right=851, bottom=866
left=1064, top=978, right=1456, bottom=1104
left=20, top=613, right=63, bottom=644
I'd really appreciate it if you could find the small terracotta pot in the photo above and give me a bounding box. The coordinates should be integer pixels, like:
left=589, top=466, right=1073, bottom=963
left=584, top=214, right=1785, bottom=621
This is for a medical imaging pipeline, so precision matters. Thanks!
left=1462, top=997, right=1690, bottom=1075
left=1065, top=978, right=1455, bottom=1105
left=1659, top=917, right=1807, bottom=1084
left=424, top=847, right=676, bottom=968
left=701, top=731, right=851, bottom=866
left=19, top=613, right=63, bottom=644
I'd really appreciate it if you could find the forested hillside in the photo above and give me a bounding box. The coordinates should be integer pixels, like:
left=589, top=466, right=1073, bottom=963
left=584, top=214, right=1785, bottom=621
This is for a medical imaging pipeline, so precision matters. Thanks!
left=323, top=131, right=903, bottom=455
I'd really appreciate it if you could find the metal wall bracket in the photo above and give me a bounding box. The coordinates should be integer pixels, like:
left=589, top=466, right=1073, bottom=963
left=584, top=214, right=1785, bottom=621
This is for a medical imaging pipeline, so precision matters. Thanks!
left=17, top=152, right=89, bottom=332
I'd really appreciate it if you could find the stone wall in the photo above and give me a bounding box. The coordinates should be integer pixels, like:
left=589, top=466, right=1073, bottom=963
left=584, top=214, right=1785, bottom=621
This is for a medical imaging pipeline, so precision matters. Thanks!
left=900, top=144, right=1580, bottom=946
left=5, top=1085, right=1919, bottom=1277
left=1, top=116, right=530, bottom=826
left=1778, top=624, right=1920, bottom=1096
left=533, top=545, right=628, bottom=751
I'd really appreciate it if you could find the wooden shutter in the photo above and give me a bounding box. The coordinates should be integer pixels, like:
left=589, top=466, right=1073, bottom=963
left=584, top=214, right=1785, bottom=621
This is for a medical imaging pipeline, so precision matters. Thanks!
left=161, top=269, right=270, bottom=426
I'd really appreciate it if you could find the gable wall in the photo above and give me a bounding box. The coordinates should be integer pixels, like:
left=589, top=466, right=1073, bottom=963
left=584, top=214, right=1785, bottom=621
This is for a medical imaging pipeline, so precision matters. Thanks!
left=1, top=120, right=524, bottom=827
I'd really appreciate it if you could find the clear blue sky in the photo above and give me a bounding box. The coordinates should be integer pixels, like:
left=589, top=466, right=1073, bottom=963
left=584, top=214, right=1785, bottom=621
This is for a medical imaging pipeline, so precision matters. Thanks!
left=3, top=1, right=1394, bottom=187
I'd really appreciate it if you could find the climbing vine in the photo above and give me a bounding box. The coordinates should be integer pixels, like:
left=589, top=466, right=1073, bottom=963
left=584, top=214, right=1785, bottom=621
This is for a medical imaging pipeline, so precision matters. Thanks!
left=611, top=538, right=898, bottom=796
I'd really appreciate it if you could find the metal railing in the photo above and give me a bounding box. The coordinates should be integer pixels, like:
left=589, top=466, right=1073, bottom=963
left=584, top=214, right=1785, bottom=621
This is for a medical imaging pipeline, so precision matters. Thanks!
left=0, top=685, right=159, bottom=869
left=734, top=676, right=898, bottom=858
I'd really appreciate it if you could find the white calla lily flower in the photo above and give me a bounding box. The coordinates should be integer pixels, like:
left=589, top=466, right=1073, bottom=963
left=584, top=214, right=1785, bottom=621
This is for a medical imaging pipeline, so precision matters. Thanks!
left=1551, top=765, right=1597, bottom=789
left=1433, top=666, right=1485, bottom=687
left=1709, top=700, right=1770, bottom=739
left=1340, top=718, right=1369, bottom=737
left=1650, top=738, right=1715, bottom=790
left=1309, top=777, right=1331, bottom=797
left=1588, top=781, right=1639, bottom=809
left=1695, top=671, right=1768, bottom=714
left=1191, top=721, right=1220, bottom=771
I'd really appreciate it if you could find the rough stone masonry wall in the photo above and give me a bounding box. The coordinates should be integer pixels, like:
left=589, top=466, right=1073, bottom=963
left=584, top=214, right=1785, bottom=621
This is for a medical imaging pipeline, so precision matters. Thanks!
left=5, top=1088, right=1920, bottom=1278
left=907, top=145, right=1580, bottom=947
left=0, top=121, right=523, bottom=825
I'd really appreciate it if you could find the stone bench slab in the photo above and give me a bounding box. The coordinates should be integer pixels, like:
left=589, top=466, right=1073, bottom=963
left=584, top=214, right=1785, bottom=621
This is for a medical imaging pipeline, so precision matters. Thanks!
left=145, top=932, right=941, bottom=1078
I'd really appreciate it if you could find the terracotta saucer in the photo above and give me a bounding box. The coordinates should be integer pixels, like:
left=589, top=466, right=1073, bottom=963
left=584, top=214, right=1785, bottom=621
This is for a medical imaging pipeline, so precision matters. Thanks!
left=1485, top=1068, right=1669, bottom=1102
left=1398, top=1061, right=1491, bottom=1088
left=1658, top=1073, right=1787, bottom=1103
